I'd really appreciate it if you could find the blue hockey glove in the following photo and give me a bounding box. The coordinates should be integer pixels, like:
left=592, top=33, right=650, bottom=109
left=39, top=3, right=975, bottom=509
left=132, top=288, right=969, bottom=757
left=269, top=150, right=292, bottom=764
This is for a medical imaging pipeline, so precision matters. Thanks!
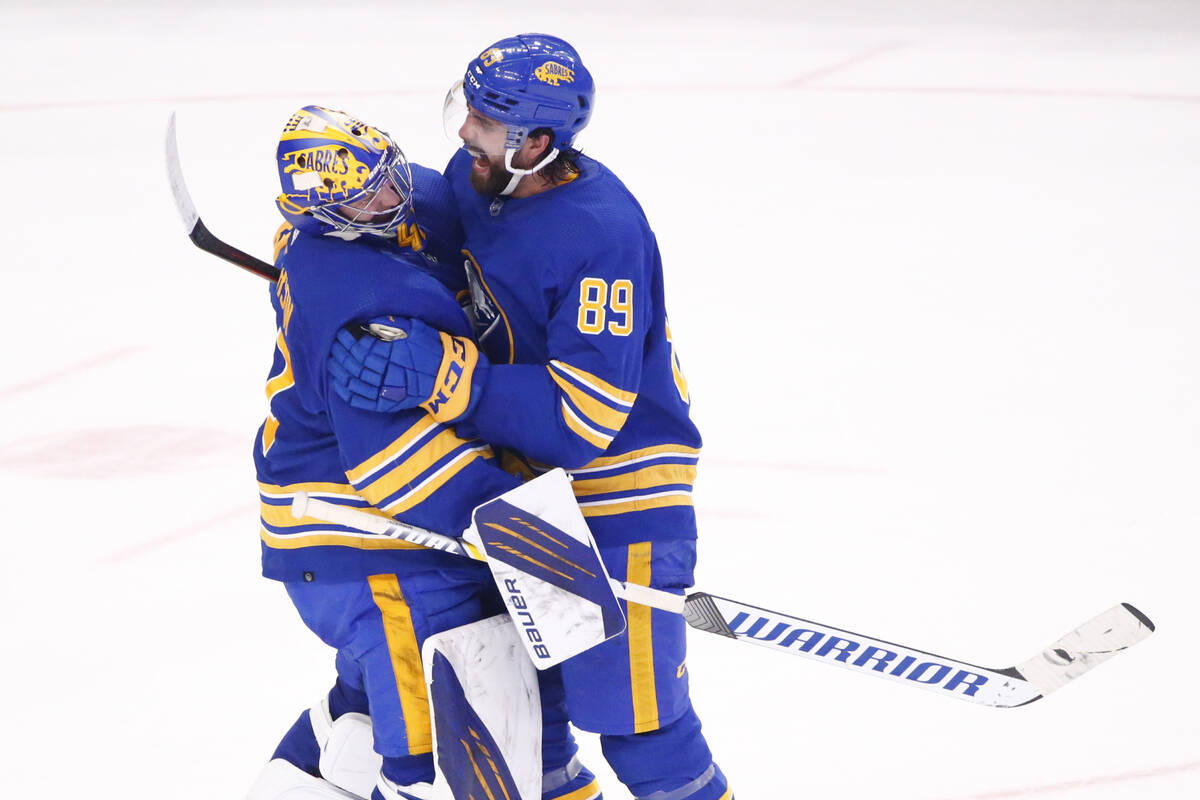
left=328, top=316, right=488, bottom=422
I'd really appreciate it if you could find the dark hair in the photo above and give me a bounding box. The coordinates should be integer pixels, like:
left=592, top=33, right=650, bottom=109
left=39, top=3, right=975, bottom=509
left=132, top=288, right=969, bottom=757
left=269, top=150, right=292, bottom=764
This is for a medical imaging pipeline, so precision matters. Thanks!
left=530, top=127, right=582, bottom=185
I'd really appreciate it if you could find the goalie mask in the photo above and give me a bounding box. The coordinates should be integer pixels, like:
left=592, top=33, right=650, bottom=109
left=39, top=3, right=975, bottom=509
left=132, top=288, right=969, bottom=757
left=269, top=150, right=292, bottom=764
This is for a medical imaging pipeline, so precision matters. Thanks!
left=276, top=106, right=414, bottom=240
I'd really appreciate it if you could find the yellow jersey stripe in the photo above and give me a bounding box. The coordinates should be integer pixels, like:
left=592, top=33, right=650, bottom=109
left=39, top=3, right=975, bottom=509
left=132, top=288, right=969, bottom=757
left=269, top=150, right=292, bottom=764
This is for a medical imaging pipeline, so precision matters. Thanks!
left=265, top=330, right=294, bottom=398
left=272, top=223, right=294, bottom=262
left=367, top=575, right=432, bottom=755
left=560, top=400, right=614, bottom=449
left=578, top=491, right=694, bottom=518
left=547, top=366, right=631, bottom=434
left=627, top=543, right=658, bottom=733
left=261, top=417, right=280, bottom=457
left=259, top=527, right=427, bottom=551
left=346, top=416, right=441, bottom=484
left=573, top=443, right=701, bottom=472
left=571, top=463, right=697, bottom=498
left=358, top=430, right=484, bottom=507
left=549, top=360, right=637, bottom=407
left=382, top=445, right=494, bottom=514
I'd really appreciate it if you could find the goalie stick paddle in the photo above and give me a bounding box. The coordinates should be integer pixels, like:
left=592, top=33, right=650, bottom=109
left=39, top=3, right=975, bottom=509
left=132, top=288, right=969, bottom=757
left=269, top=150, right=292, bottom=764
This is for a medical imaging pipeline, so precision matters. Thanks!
left=291, top=491, right=1153, bottom=707
left=165, top=112, right=280, bottom=282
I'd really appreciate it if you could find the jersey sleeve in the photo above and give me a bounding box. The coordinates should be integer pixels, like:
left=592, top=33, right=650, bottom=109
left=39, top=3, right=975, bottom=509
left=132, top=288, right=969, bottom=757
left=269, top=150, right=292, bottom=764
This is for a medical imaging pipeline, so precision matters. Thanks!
left=459, top=221, right=652, bottom=468
left=325, top=380, right=516, bottom=533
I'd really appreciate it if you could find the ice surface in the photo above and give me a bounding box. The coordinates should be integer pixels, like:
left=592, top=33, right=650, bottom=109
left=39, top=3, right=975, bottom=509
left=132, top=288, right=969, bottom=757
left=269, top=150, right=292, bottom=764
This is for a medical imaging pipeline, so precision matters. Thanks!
left=1, top=1, right=1197, bottom=797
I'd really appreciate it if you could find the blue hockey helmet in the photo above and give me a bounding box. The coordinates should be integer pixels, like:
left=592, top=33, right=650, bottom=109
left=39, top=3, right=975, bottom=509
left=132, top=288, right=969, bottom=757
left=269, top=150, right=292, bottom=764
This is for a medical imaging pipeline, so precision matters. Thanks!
left=454, top=33, right=595, bottom=151
left=275, top=106, right=414, bottom=240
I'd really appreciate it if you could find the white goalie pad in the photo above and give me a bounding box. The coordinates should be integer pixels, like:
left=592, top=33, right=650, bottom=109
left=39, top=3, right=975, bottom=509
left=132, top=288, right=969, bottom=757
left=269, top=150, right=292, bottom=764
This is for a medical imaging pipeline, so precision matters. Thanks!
left=464, top=468, right=627, bottom=668
left=421, top=615, right=542, bottom=800
left=309, top=698, right=381, bottom=800
left=245, top=758, right=363, bottom=800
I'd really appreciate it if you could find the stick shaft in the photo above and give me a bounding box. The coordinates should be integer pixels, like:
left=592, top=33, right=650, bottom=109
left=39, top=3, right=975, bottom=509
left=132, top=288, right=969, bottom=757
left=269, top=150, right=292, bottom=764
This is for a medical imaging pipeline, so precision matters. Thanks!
left=166, top=112, right=280, bottom=282
left=293, top=492, right=683, bottom=612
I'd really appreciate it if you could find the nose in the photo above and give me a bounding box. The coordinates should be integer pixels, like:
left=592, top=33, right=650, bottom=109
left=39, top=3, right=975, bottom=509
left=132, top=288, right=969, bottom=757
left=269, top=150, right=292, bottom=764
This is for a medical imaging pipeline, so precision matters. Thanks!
left=371, top=184, right=399, bottom=212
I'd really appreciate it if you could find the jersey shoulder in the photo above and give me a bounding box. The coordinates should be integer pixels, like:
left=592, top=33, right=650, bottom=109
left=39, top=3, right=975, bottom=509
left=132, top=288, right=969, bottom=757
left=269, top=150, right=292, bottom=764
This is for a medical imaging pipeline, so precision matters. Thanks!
left=279, top=234, right=469, bottom=337
left=410, top=161, right=465, bottom=270
left=544, top=157, right=652, bottom=245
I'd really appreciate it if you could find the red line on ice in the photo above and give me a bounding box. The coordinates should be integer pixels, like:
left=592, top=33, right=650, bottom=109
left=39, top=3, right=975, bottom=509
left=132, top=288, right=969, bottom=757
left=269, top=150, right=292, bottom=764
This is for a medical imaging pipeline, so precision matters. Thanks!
left=938, top=759, right=1200, bottom=799
left=6, top=65, right=1200, bottom=114
left=784, top=40, right=913, bottom=86
left=0, top=87, right=430, bottom=113
left=0, top=346, right=143, bottom=400
left=814, top=83, right=1200, bottom=105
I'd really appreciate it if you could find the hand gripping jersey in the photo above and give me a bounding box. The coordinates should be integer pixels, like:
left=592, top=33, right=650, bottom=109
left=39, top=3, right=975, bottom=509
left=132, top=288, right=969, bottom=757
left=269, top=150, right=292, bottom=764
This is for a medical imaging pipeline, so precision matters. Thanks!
left=254, top=168, right=513, bottom=583
left=446, top=149, right=702, bottom=546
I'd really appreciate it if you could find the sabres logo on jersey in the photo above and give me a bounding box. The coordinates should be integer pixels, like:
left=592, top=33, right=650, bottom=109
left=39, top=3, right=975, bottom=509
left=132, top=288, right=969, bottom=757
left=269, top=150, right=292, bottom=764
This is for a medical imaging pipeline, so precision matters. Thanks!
left=462, top=252, right=513, bottom=364
left=533, top=61, right=574, bottom=86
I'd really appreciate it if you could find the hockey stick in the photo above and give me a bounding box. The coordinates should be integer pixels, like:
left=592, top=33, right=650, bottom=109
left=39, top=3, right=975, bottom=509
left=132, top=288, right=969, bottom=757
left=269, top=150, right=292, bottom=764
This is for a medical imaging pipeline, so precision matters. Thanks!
left=165, top=112, right=280, bottom=282
left=292, top=491, right=1154, bottom=708
left=291, top=491, right=681, bottom=615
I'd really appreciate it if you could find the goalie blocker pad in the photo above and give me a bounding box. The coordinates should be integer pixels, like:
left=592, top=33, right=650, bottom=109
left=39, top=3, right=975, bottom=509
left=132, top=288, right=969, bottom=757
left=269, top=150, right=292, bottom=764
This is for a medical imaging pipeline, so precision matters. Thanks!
left=421, top=615, right=542, bottom=800
left=464, top=468, right=626, bottom=668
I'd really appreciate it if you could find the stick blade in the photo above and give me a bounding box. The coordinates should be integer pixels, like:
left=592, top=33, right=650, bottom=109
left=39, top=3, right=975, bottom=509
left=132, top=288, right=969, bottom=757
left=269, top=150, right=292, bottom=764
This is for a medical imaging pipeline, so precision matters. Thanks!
left=1014, top=602, right=1155, bottom=696
left=165, top=111, right=200, bottom=234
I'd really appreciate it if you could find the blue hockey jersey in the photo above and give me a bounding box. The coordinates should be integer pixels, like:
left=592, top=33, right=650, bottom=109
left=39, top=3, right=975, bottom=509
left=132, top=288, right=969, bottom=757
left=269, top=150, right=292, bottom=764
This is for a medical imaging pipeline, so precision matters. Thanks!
left=445, top=149, right=702, bottom=545
left=254, top=168, right=516, bottom=583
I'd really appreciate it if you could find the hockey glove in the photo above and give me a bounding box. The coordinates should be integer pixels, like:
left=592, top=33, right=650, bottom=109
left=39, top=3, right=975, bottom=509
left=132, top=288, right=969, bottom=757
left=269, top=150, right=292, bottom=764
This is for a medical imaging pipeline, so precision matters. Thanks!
left=328, top=316, right=488, bottom=423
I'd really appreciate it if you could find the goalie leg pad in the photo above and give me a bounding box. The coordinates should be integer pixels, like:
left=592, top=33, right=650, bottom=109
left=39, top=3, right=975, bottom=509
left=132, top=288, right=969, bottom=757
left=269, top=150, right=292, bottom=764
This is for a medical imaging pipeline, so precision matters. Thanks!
left=422, top=614, right=542, bottom=800
left=272, top=711, right=323, bottom=779
left=246, top=758, right=364, bottom=800
left=310, top=698, right=382, bottom=800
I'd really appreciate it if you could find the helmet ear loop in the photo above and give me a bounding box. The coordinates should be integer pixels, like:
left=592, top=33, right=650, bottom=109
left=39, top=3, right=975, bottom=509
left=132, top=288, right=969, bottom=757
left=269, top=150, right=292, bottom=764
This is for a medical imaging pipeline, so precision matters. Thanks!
left=500, top=146, right=560, bottom=196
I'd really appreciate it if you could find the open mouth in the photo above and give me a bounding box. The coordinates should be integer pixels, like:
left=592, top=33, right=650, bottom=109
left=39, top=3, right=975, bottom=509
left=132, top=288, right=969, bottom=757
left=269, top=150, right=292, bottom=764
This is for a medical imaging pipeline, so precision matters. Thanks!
left=464, top=144, right=492, bottom=174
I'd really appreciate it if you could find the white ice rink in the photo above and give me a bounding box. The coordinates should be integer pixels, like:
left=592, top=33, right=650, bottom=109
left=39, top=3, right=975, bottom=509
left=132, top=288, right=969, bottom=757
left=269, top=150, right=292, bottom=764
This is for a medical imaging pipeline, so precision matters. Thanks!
left=2, top=1, right=1198, bottom=797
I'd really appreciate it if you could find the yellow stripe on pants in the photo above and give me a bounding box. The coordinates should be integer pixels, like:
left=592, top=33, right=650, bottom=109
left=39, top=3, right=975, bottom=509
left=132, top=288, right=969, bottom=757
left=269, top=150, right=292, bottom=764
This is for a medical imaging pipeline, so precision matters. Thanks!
left=627, top=542, right=659, bottom=733
left=367, top=574, right=432, bottom=754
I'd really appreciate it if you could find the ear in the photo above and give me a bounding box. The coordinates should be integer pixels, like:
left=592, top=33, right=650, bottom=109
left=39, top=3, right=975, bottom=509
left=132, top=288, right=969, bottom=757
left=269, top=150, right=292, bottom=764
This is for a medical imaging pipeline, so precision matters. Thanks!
left=519, top=131, right=554, bottom=164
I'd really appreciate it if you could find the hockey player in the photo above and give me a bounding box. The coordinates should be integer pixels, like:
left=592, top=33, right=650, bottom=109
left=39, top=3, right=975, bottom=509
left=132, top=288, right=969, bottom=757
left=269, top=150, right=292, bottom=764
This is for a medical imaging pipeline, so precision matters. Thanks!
left=247, top=105, right=598, bottom=800
left=328, top=35, right=732, bottom=800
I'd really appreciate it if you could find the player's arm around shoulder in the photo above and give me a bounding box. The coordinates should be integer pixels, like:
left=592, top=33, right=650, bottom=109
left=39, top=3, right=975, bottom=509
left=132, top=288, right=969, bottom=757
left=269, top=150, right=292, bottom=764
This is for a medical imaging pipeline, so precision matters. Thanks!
left=322, top=357, right=513, bottom=533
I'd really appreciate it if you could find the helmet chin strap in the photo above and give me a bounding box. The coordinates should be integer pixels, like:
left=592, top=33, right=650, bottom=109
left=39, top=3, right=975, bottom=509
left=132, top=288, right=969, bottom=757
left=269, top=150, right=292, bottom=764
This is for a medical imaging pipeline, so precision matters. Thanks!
left=500, top=147, right=560, bottom=196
